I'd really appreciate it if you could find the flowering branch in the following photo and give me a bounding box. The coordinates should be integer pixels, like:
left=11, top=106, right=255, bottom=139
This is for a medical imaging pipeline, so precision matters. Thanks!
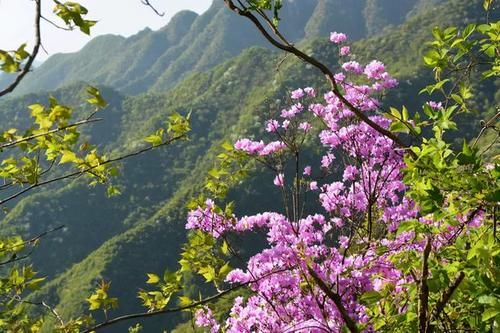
left=307, top=267, right=359, bottom=333
left=222, top=0, right=412, bottom=154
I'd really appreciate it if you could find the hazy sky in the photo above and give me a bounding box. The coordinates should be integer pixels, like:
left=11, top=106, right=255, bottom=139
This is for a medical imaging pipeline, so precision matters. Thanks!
left=0, top=0, right=213, bottom=60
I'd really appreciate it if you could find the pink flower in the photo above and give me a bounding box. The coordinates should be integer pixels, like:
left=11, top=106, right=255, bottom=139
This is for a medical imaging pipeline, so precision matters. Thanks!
left=299, top=121, right=312, bottom=132
left=427, top=101, right=443, bottom=110
left=332, top=217, right=344, bottom=227
left=195, top=307, right=220, bottom=333
left=339, top=235, right=349, bottom=248
left=309, top=181, right=318, bottom=191
left=259, top=141, right=286, bottom=156
left=334, top=72, right=346, bottom=83
left=342, top=61, right=364, bottom=74
left=340, top=46, right=350, bottom=56
left=291, top=88, right=304, bottom=99
left=343, top=165, right=358, bottom=181
left=364, top=60, right=386, bottom=80
left=309, top=103, right=326, bottom=117
left=280, top=103, right=303, bottom=118
left=321, top=153, right=335, bottom=168
left=304, top=87, right=316, bottom=97
left=330, top=31, right=347, bottom=44
left=226, top=269, right=251, bottom=283
left=234, top=138, right=265, bottom=154
left=265, top=119, right=279, bottom=133
left=273, top=173, right=284, bottom=187
left=303, top=166, right=312, bottom=176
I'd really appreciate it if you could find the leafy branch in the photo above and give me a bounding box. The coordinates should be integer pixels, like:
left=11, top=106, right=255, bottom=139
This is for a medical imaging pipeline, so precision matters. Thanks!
left=0, top=0, right=41, bottom=97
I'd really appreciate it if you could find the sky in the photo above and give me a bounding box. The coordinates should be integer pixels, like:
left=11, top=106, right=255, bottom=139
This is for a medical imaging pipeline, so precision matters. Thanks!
left=0, top=0, right=213, bottom=61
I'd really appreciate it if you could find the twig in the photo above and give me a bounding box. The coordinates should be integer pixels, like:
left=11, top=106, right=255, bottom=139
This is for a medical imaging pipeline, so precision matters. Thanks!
left=140, top=0, right=164, bottom=16
left=0, top=0, right=42, bottom=97
left=41, top=14, right=72, bottom=31
left=472, top=110, right=499, bottom=148
left=16, top=299, right=66, bottom=327
left=80, top=267, right=290, bottom=333
left=0, top=134, right=186, bottom=206
left=0, top=118, right=102, bottom=150
left=0, top=225, right=65, bottom=266
left=307, top=267, right=359, bottom=333
left=419, top=237, right=432, bottom=333
left=428, top=271, right=465, bottom=332
left=42, top=301, right=66, bottom=328
left=79, top=287, right=229, bottom=333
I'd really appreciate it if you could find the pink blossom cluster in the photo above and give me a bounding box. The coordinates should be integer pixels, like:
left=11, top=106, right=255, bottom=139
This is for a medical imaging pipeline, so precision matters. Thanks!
left=330, top=31, right=347, bottom=44
left=186, top=31, right=485, bottom=332
left=234, top=138, right=286, bottom=156
left=195, top=307, right=220, bottom=333
left=186, top=199, right=234, bottom=238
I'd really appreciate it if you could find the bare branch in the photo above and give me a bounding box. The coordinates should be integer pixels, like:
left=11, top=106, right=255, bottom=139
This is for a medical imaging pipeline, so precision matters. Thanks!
left=80, top=267, right=291, bottom=333
left=472, top=110, right=499, bottom=148
left=41, top=14, right=73, bottom=31
left=0, top=0, right=42, bottom=97
left=140, top=0, right=165, bottom=17
left=419, top=237, right=432, bottom=333
left=0, top=225, right=64, bottom=266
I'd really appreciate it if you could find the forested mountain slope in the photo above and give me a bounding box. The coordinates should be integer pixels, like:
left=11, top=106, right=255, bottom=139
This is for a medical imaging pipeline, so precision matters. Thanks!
left=0, top=0, right=497, bottom=332
left=3, top=0, right=444, bottom=96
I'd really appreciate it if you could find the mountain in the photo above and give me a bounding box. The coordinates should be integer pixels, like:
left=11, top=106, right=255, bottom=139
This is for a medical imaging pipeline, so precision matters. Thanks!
left=5, top=0, right=447, bottom=97
left=0, top=0, right=497, bottom=332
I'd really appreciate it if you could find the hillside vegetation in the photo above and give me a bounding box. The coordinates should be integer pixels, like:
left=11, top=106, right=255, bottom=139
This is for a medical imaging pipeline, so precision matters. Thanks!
left=0, top=0, right=497, bottom=332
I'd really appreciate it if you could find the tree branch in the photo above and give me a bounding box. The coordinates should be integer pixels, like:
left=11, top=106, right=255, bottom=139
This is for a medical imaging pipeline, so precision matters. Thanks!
left=0, top=0, right=42, bottom=97
left=472, top=109, right=499, bottom=148
left=0, top=118, right=102, bottom=150
left=419, top=237, right=432, bottom=333
left=222, top=0, right=412, bottom=155
left=41, top=14, right=73, bottom=31
left=307, top=267, right=359, bottom=333
left=0, top=134, right=186, bottom=206
left=140, top=0, right=164, bottom=16
left=0, top=225, right=65, bottom=266
left=427, top=271, right=465, bottom=332
left=80, top=267, right=291, bottom=333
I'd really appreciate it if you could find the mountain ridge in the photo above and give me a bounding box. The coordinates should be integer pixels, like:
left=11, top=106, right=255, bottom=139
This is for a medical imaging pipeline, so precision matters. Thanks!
left=1, top=0, right=447, bottom=97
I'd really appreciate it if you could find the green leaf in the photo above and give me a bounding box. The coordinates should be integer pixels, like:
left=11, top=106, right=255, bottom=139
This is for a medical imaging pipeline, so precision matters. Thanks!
left=146, top=273, right=160, bottom=284
left=221, top=240, right=230, bottom=255
left=15, top=44, right=29, bottom=61
left=144, top=134, right=163, bottom=147
left=482, top=307, right=499, bottom=321
left=106, top=185, right=121, bottom=197
left=360, top=291, right=383, bottom=305
left=59, top=150, right=78, bottom=164
left=86, top=86, right=108, bottom=108
left=219, top=262, right=232, bottom=277
left=178, top=296, right=192, bottom=307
